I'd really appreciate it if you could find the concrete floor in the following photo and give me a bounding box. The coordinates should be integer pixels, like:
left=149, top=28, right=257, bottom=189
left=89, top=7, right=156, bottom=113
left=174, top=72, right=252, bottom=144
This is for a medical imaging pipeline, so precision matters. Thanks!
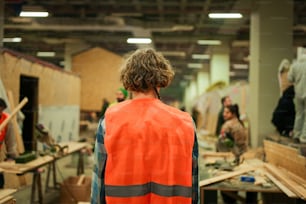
left=8, top=126, right=217, bottom=204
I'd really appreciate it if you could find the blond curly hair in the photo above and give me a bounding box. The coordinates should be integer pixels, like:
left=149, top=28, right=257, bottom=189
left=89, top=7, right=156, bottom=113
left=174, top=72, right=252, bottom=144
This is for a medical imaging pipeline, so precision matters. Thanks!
left=120, top=48, right=175, bottom=92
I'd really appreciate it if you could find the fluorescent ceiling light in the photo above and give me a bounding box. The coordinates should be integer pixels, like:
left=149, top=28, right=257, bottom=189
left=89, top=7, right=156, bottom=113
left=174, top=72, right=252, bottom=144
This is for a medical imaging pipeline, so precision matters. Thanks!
left=127, top=38, right=152, bottom=44
left=232, top=64, right=249, bottom=70
left=3, top=37, right=22, bottom=43
left=197, top=40, right=221, bottom=45
left=192, top=54, right=210, bottom=60
left=36, top=52, right=55, bottom=57
left=187, top=63, right=203, bottom=69
left=20, top=11, right=49, bottom=17
left=208, top=13, right=243, bottom=19
left=160, top=51, right=186, bottom=57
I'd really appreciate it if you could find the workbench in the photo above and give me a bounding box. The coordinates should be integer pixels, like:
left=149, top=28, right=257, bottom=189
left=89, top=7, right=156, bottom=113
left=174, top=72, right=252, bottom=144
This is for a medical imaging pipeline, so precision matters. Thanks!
left=45, top=141, right=87, bottom=191
left=200, top=174, right=282, bottom=204
left=0, top=189, right=17, bottom=204
left=199, top=158, right=305, bottom=204
left=0, top=141, right=88, bottom=204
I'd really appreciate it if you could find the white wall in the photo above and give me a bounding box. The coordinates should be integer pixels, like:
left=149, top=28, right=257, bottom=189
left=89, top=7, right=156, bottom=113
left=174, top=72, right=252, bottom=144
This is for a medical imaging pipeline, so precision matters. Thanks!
left=38, top=105, right=80, bottom=144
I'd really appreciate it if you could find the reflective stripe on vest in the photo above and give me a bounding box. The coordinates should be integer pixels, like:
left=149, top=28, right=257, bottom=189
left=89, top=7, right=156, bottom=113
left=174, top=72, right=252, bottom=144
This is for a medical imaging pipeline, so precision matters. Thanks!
left=0, top=112, right=9, bottom=148
left=104, top=98, right=194, bottom=204
left=105, top=182, right=192, bottom=197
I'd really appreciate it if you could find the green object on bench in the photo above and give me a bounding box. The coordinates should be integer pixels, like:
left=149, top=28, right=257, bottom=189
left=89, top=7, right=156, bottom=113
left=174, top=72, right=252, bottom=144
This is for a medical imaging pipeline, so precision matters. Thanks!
left=15, top=152, right=37, bottom=163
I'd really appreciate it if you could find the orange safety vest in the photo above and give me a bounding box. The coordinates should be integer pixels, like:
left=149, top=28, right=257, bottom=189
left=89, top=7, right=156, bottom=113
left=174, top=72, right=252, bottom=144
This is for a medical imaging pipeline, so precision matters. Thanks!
left=104, top=98, right=194, bottom=204
left=0, top=112, right=9, bottom=148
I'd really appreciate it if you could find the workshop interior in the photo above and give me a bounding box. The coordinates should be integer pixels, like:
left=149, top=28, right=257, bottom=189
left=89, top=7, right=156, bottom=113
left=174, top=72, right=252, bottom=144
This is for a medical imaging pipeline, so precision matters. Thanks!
left=0, top=0, right=306, bottom=203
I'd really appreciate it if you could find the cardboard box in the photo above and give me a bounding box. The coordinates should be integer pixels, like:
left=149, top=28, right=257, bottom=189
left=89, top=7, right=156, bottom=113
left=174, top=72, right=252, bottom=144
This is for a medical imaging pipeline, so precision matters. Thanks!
left=60, top=176, right=91, bottom=204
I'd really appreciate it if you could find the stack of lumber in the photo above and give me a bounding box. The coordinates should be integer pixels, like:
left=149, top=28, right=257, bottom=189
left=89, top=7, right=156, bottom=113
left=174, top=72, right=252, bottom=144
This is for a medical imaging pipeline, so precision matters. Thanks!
left=264, top=140, right=306, bottom=200
left=0, top=189, right=17, bottom=204
left=264, top=140, right=306, bottom=180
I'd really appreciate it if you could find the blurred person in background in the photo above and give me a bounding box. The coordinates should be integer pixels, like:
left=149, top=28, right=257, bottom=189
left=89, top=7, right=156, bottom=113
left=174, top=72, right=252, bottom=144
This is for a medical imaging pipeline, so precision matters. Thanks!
left=215, top=96, right=232, bottom=136
left=288, top=57, right=306, bottom=143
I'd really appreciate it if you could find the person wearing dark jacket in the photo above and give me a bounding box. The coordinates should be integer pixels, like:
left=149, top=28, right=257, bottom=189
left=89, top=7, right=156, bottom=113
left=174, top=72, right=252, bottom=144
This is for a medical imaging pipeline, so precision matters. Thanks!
left=271, top=85, right=295, bottom=137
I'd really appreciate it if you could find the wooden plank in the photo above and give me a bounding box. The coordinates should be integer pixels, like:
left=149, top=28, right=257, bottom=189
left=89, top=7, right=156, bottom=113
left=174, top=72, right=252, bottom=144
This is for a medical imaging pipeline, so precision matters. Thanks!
left=0, top=155, right=54, bottom=174
left=0, top=195, right=15, bottom=204
left=265, top=172, right=297, bottom=198
left=56, top=142, right=88, bottom=156
left=77, top=175, right=85, bottom=186
left=282, top=168, right=306, bottom=188
left=0, top=189, right=16, bottom=200
left=199, top=166, right=257, bottom=186
left=254, top=175, right=267, bottom=186
left=264, top=140, right=306, bottom=180
left=0, top=142, right=87, bottom=174
left=264, top=163, right=306, bottom=199
left=6, top=90, right=25, bottom=154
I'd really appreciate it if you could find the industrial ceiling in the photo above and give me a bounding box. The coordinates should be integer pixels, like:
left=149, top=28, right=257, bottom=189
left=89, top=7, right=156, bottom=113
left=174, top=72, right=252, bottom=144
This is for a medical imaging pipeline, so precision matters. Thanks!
left=2, top=0, right=306, bottom=101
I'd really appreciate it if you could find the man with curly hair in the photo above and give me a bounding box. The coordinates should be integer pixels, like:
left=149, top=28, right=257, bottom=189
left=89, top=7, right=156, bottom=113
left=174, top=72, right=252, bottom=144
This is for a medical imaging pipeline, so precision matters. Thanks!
left=91, top=48, right=198, bottom=204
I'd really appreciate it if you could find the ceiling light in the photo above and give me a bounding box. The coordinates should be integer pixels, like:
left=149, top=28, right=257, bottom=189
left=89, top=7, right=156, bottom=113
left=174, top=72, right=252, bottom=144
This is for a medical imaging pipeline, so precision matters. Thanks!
left=3, top=37, right=22, bottom=43
left=232, top=64, right=249, bottom=69
left=187, top=63, right=203, bottom=69
left=197, top=40, right=221, bottom=45
left=208, top=13, right=243, bottom=19
left=127, top=38, right=152, bottom=44
left=36, top=52, right=55, bottom=57
left=192, top=54, right=210, bottom=60
left=160, top=51, right=186, bottom=57
left=20, top=11, right=49, bottom=17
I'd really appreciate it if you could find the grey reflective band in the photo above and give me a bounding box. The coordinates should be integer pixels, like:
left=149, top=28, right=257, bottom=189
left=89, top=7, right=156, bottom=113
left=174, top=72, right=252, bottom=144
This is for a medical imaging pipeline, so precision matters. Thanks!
left=105, top=182, right=192, bottom=198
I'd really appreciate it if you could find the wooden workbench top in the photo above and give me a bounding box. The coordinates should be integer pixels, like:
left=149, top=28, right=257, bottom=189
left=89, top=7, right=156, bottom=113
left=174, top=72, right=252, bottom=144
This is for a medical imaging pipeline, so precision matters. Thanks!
left=0, top=142, right=89, bottom=174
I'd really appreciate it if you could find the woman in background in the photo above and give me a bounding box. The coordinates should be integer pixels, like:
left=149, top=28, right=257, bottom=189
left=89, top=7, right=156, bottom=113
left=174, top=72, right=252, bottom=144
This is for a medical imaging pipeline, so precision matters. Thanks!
left=217, top=104, right=248, bottom=164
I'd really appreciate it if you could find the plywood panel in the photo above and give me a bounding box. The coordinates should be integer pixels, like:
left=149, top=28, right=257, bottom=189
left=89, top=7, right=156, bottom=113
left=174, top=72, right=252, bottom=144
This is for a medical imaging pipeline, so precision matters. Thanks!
left=1, top=53, right=20, bottom=103
left=72, top=47, right=124, bottom=111
left=0, top=51, right=80, bottom=106
left=0, top=49, right=81, bottom=143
